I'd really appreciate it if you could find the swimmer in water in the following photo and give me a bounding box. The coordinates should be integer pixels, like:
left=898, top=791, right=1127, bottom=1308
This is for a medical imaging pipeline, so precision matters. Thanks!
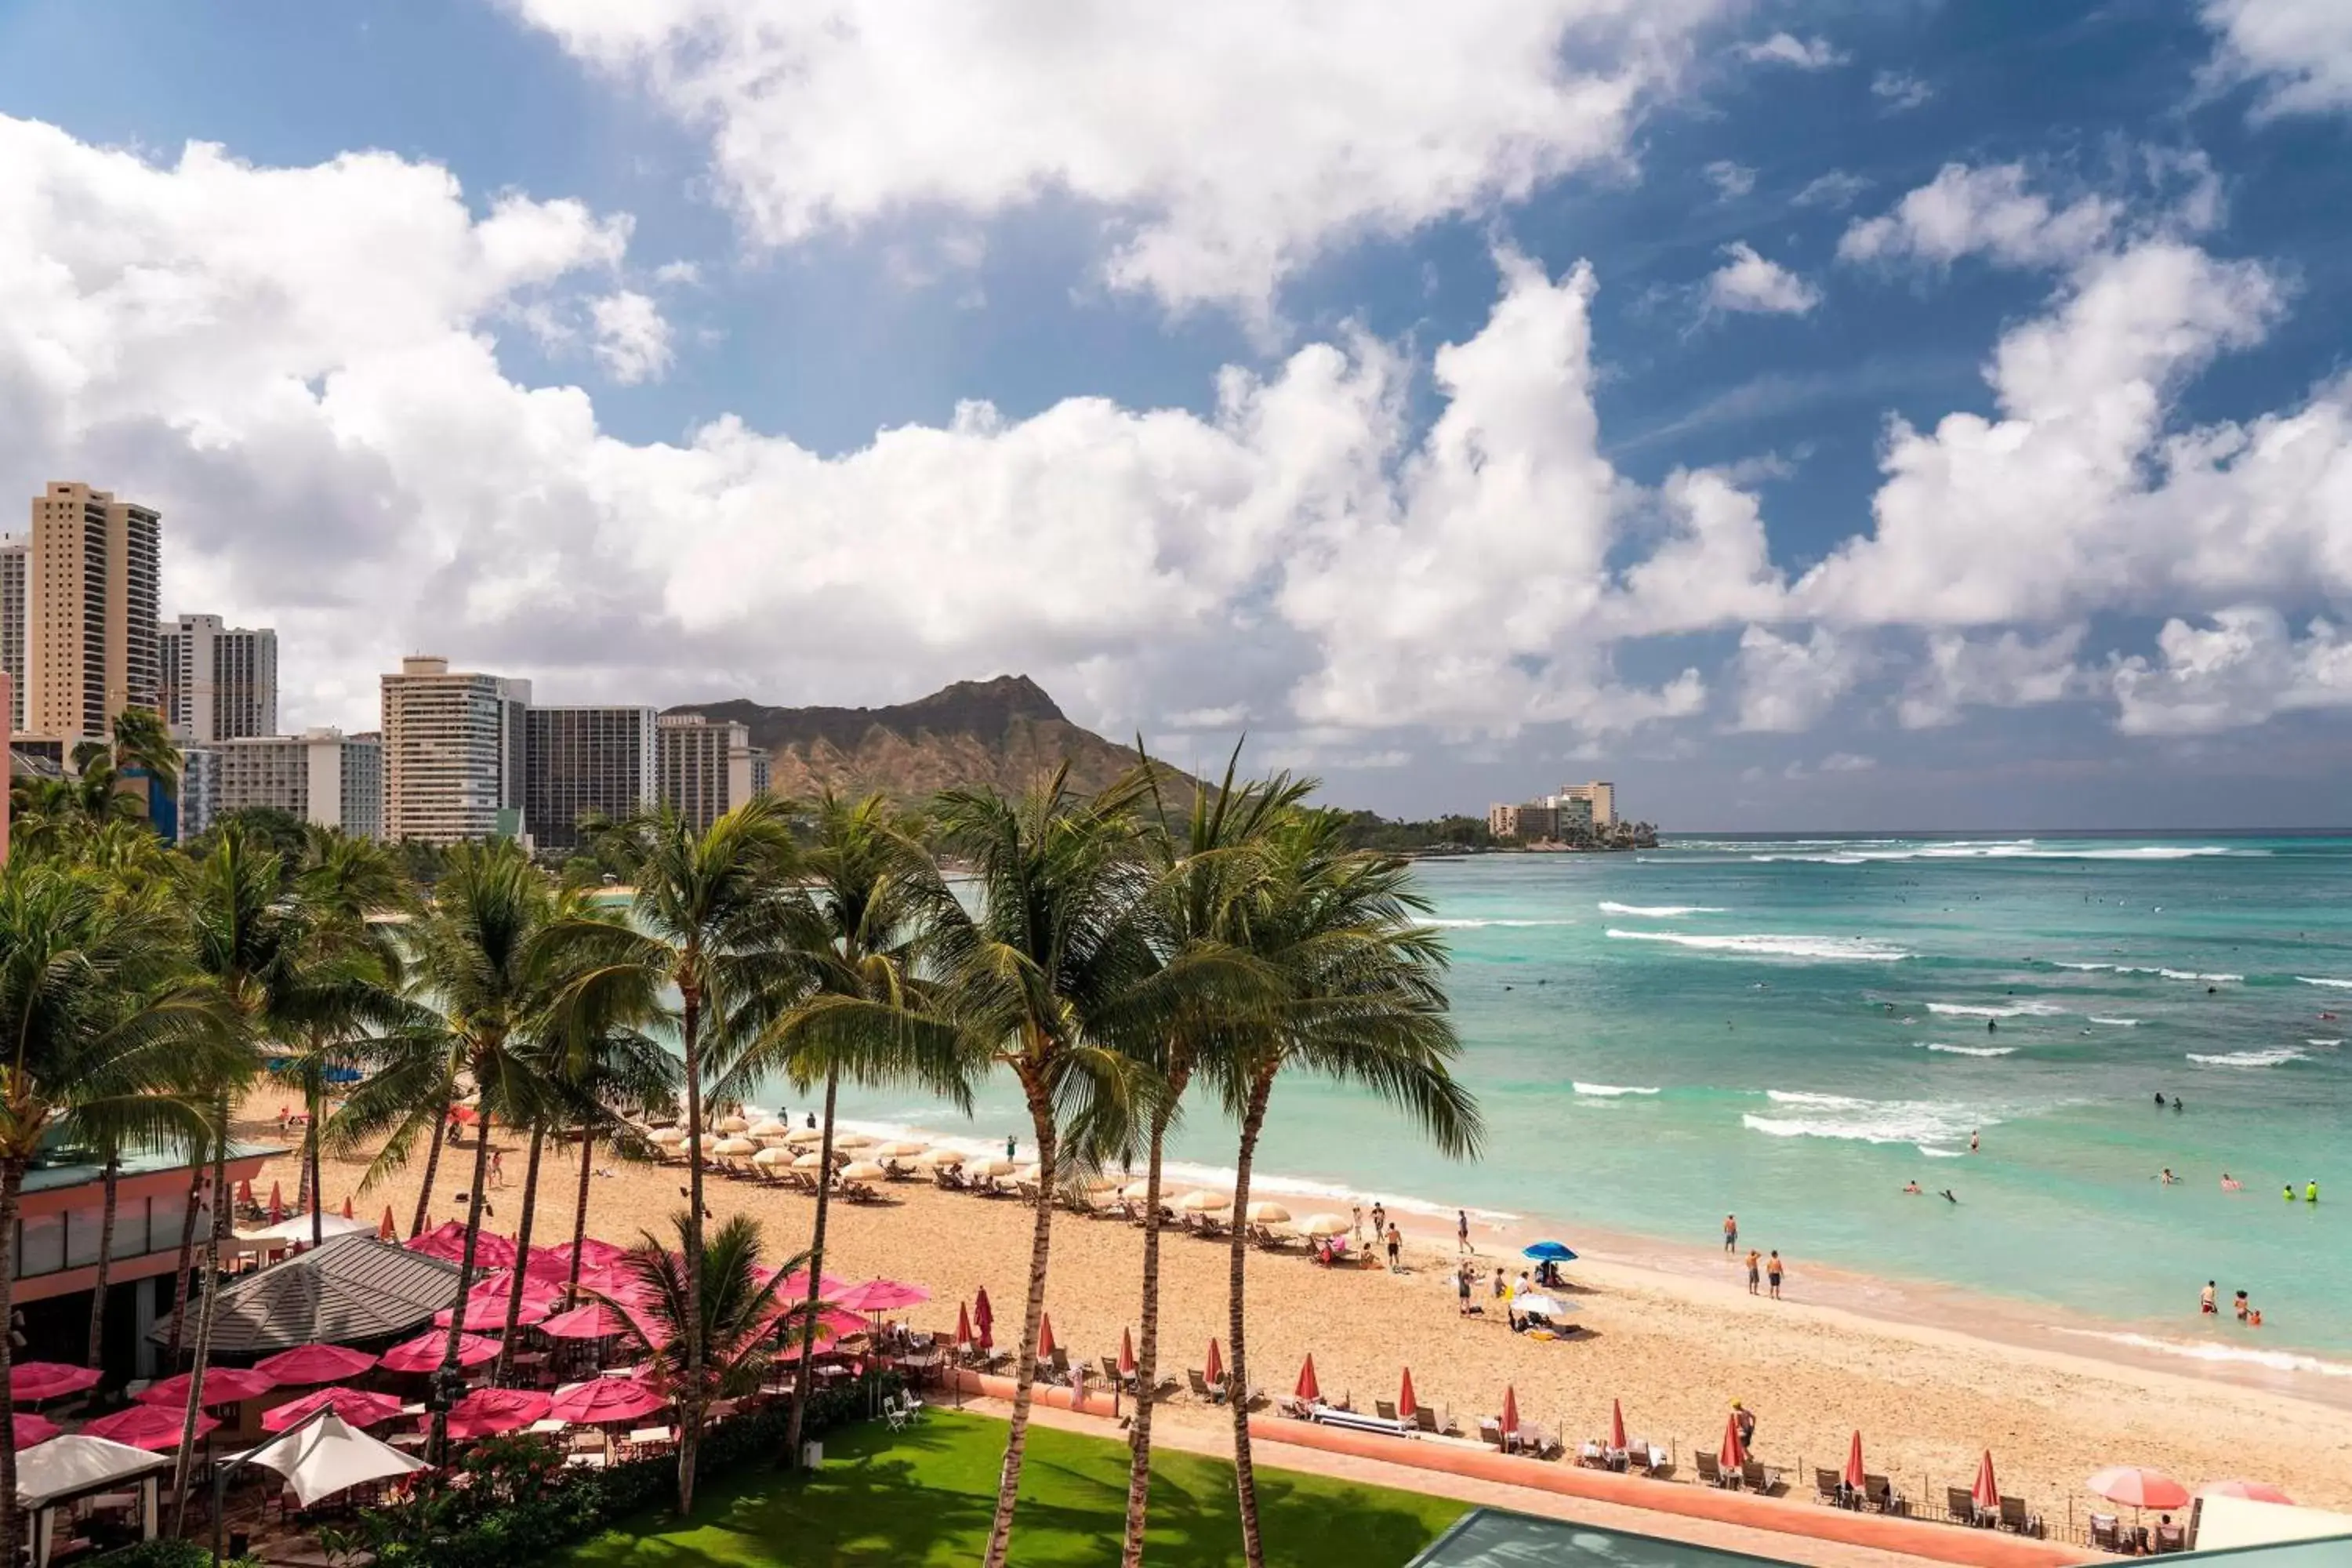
left=2160, top=1168, right=2176, bottom=1185
left=1969, top=1129, right=1980, bottom=1153
left=1903, top=1181, right=1922, bottom=1195
left=1987, top=1018, right=1998, bottom=1033
left=2222, top=1173, right=2240, bottom=1192
left=2155, top=1092, right=2168, bottom=1108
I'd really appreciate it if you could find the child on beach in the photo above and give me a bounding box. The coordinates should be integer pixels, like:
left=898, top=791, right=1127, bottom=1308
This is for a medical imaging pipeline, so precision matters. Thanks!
left=1352, top=1204, right=1364, bottom=1243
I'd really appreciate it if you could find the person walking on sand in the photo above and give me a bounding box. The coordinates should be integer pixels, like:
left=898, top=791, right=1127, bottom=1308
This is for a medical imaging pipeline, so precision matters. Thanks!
left=1744, top=1248, right=1761, bottom=1296
left=1766, top=1250, right=1784, bottom=1300
left=1386, top=1222, right=1403, bottom=1273
left=1457, top=1209, right=1472, bottom=1254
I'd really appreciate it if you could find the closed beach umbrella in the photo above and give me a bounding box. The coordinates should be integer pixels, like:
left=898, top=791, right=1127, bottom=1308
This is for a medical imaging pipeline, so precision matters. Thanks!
left=448, top=1388, right=554, bottom=1440
left=1245, top=1201, right=1290, bottom=1225
left=9, top=1363, right=100, bottom=1403
left=136, top=1367, right=278, bottom=1408
left=877, top=1140, right=927, bottom=1158
left=919, top=1149, right=964, bottom=1167
left=1299, top=1213, right=1348, bottom=1237
left=1204, top=1338, right=1223, bottom=1386
left=840, top=1160, right=887, bottom=1181
left=341, top=1196, right=354, bottom=1219
left=792, top=1152, right=828, bottom=1171
left=714, top=1137, right=759, bottom=1156
left=267, top=1181, right=284, bottom=1223
left=1398, top=1368, right=1418, bottom=1421
left=1176, top=1190, right=1229, bottom=1213
left=1294, top=1355, right=1319, bottom=1403
left=833, top=1131, right=875, bottom=1150
left=1609, top=1399, right=1627, bottom=1452
left=1500, top=1385, right=1520, bottom=1442
left=85, top=1405, right=218, bottom=1451
left=2089, top=1467, right=2189, bottom=1512
left=1971, top=1449, right=1998, bottom=1510
left=955, top=1302, right=974, bottom=1348
left=1120, top=1180, right=1154, bottom=1201
left=715, top=1115, right=749, bottom=1134
left=1119, top=1327, right=1136, bottom=1376
left=2201, top=1479, right=2295, bottom=1505
left=378, top=1205, right=397, bottom=1241
left=548, top=1377, right=665, bottom=1425
left=753, top=1147, right=791, bottom=1167
left=9, top=1415, right=60, bottom=1450
left=974, top=1287, right=993, bottom=1338
left=1719, top=1410, right=1748, bottom=1469
left=263, top=1386, right=404, bottom=1433
left=1036, top=1314, right=1057, bottom=1359
left=1846, top=1432, right=1869, bottom=1494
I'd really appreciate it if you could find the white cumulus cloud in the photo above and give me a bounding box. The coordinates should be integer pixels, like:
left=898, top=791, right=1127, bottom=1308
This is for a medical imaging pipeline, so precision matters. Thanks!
left=589, top=291, right=674, bottom=383
left=1704, top=242, right=1820, bottom=316
left=1739, top=33, right=1848, bottom=69
left=1730, top=626, right=1863, bottom=732
left=2112, top=608, right=2352, bottom=734
left=1838, top=163, right=2118, bottom=269
left=2201, top=0, right=2352, bottom=118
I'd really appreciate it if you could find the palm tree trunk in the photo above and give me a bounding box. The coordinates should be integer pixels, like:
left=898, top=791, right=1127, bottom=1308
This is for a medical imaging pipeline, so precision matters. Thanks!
left=783, top=1066, right=838, bottom=1465
left=411, top=1085, right=452, bottom=1238
left=675, top=980, right=708, bottom=1519
left=568, top=1119, right=595, bottom=1296
left=1226, top=1074, right=1274, bottom=1568
left=165, top=1163, right=203, bottom=1360
left=980, top=1063, right=1058, bottom=1568
left=308, top=1059, right=328, bottom=1250
left=0, top=1157, right=27, bottom=1561
left=496, top=1123, right=546, bottom=1380
left=85, top=1157, right=120, bottom=1367
left=430, top=1108, right=497, bottom=1464
left=171, top=1093, right=234, bottom=1534
left=1120, top=1084, right=1183, bottom=1568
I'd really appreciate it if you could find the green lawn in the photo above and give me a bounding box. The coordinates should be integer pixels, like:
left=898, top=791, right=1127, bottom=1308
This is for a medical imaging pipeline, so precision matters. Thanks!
left=560, top=1409, right=1466, bottom=1566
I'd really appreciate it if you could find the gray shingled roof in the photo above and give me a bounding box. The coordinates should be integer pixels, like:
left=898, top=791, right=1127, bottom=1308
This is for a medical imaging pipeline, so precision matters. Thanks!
left=148, top=1235, right=463, bottom=1354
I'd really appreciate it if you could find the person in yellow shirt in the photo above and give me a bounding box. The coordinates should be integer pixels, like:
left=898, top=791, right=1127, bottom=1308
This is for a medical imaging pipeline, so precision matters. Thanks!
left=2307, top=1181, right=2321, bottom=1205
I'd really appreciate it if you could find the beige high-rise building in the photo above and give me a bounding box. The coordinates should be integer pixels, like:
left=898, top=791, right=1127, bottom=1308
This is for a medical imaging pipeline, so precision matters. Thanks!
left=24, top=482, right=162, bottom=742
left=657, top=712, right=760, bottom=831
left=1559, top=780, right=1616, bottom=829
left=158, top=613, right=278, bottom=743
left=380, top=655, right=531, bottom=844
left=0, top=537, right=25, bottom=732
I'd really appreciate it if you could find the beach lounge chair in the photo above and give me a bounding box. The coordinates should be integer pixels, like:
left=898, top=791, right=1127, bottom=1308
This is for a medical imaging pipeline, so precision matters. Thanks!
left=1694, top=1453, right=1728, bottom=1488
left=2089, top=1514, right=2124, bottom=1553
left=1477, top=1418, right=1504, bottom=1451
left=1374, top=1399, right=1398, bottom=1422
left=1815, top=1468, right=1843, bottom=1504
left=1999, top=1496, right=2042, bottom=1537
left=1188, top=1369, right=1224, bottom=1403
left=1411, top=1407, right=1456, bottom=1437
left=1864, top=1475, right=1904, bottom=1515
left=2153, top=1521, right=2186, bottom=1553
left=1947, top=1486, right=1986, bottom=1526
left=1276, top=1395, right=1313, bottom=1419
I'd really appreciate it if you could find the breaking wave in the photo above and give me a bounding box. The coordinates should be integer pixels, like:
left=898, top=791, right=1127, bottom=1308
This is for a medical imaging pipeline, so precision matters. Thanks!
left=2049, top=1328, right=2352, bottom=1382
left=1573, top=1082, right=1661, bottom=1097
left=1596, top=902, right=1726, bottom=916
left=1425, top=918, right=1577, bottom=928
left=1606, top=929, right=1912, bottom=961
left=1925, top=1000, right=2068, bottom=1019
left=1743, top=1091, right=1987, bottom=1155
left=2297, top=976, right=2352, bottom=989
left=2186, top=1048, right=2306, bottom=1068
left=2088, top=1017, right=2141, bottom=1026
left=1915, top=1043, right=2017, bottom=1057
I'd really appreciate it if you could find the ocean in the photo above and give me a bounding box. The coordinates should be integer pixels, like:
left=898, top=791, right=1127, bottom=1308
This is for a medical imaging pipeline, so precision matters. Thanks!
left=800, top=833, right=2352, bottom=1377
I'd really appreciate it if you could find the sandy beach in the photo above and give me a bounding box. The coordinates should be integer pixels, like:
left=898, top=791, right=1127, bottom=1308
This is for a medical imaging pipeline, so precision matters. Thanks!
left=240, top=1087, right=2352, bottom=1527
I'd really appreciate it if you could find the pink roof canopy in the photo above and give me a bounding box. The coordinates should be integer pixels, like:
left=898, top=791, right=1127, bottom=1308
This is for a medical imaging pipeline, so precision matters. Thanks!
left=255, top=1343, right=379, bottom=1385
left=262, top=1386, right=405, bottom=1433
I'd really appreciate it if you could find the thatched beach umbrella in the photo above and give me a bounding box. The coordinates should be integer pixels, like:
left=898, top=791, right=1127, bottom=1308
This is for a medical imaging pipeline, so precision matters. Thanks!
left=1176, top=1190, right=1229, bottom=1213
left=918, top=1149, right=964, bottom=1168
left=791, top=1152, right=828, bottom=1171
left=1245, top=1201, right=1290, bottom=1224
left=876, top=1140, right=927, bottom=1158
left=1298, top=1213, right=1348, bottom=1236
left=840, top=1160, right=887, bottom=1181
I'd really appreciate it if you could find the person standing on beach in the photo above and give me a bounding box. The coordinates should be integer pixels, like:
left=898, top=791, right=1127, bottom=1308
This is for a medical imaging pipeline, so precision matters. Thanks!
left=488, top=1149, right=505, bottom=1189
left=1352, top=1203, right=1364, bottom=1244
left=1723, top=1214, right=1737, bottom=1254
left=1457, top=1210, right=1471, bottom=1254
left=1385, top=1222, right=1403, bottom=1273
left=1744, top=1249, right=1761, bottom=1295
left=1371, top=1200, right=1387, bottom=1240
left=1766, top=1250, right=1784, bottom=1300
left=1006, top=1134, right=1018, bottom=1162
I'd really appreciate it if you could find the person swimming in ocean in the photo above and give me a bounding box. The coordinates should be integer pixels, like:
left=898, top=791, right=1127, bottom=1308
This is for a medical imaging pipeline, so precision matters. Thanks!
left=1987, top=1018, right=1998, bottom=1033
left=2221, top=1173, right=2240, bottom=1191
left=1903, top=1181, right=1922, bottom=1195
left=2160, top=1168, right=2176, bottom=1185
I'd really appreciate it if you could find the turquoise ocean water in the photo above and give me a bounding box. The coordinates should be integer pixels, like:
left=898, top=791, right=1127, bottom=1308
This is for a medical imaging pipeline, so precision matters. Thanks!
left=807, top=833, right=2352, bottom=1374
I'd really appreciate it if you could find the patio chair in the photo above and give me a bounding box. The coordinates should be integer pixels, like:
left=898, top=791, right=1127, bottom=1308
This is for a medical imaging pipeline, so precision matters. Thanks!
left=1999, top=1496, right=2042, bottom=1537
left=1374, top=1399, right=1399, bottom=1422
left=1411, top=1407, right=1440, bottom=1436
left=1694, top=1452, right=1727, bottom=1488
left=1188, top=1369, right=1221, bottom=1403
left=1477, top=1418, right=1504, bottom=1451
left=884, top=1394, right=910, bottom=1432
left=1864, top=1474, right=1900, bottom=1513
left=2089, top=1514, right=2124, bottom=1553
left=1815, top=1468, right=1843, bottom=1504
left=2152, top=1521, right=2186, bottom=1554
left=1947, top=1486, right=1984, bottom=1526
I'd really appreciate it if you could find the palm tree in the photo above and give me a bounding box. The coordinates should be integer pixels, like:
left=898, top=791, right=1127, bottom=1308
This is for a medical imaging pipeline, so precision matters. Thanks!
left=927, top=770, right=1162, bottom=1568
left=713, top=792, right=970, bottom=1468
left=1211, top=811, right=1480, bottom=1568
left=574, top=799, right=801, bottom=1515
left=70, top=706, right=180, bottom=825
left=0, top=858, right=228, bottom=1552
left=589, top=1211, right=812, bottom=1432
left=550, top=1022, right=677, bottom=1300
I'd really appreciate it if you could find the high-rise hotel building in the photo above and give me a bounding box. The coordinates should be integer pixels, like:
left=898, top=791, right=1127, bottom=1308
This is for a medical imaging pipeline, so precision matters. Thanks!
left=657, top=712, right=763, bottom=831
left=23, top=482, right=161, bottom=742
left=158, top=614, right=278, bottom=743
left=380, top=656, right=530, bottom=844
left=522, top=705, right=659, bottom=851
left=0, top=537, right=24, bottom=731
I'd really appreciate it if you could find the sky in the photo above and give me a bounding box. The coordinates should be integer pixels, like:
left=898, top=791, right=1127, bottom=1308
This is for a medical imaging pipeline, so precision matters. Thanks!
left=2, top=0, right=2350, bottom=831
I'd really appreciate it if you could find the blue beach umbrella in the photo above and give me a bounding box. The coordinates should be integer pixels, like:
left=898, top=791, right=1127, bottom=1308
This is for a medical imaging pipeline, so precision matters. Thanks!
left=1523, top=1240, right=1578, bottom=1262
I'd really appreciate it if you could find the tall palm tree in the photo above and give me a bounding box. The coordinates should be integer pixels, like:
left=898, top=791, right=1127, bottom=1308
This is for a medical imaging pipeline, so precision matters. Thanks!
left=1118, top=755, right=1304, bottom=1566
left=1211, top=811, right=1480, bottom=1568
left=0, top=858, right=228, bottom=1552
left=713, top=792, right=970, bottom=1468
left=927, top=770, right=1163, bottom=1568
left=550, top=1022, right=677, bottom=1299
left=588, top=1212, right=812, bottom=1435
left=573, top=799, right=801, bottom=1515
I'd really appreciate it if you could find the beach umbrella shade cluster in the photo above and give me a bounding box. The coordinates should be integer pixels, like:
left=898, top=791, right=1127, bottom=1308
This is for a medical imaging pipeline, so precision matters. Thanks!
left=447, top=1388, right=554, bottom=1440
left=263, top=1386, right=405, bottom=1433
left=9, top=1363, right=100, bottom=1403
left=255, top=1344, right=379, bottom=1386
left=136, top=1367, right=278, bottom=1408
left=85, top=1404, right=219, bottom=1451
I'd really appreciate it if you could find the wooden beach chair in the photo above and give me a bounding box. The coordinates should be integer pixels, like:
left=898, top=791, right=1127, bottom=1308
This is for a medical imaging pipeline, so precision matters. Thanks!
left=1188, top=1369, right=1222, bottom=1403
left=2152, top=1521, right=2186, bottom=1553
left=1694, top=1452, right=1727, bottom=1488
left=1477, top=1418, right=1504, bottom=1451
left=2089, top=1514, right=2124, bottom=1553
left=1999, top=1496, right=2042, bottom=1537
left=1947, top=1486, right=1984, bottom=1526
left=1374, top=1399, right=1398, bottom=1421
left=1864, top=1475, right=1903, bottom=1515
left=1814, top=1468, right=1843, bottom=1504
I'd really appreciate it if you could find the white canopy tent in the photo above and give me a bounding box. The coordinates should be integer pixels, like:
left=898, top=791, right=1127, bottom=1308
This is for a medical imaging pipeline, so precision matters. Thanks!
left=15, top=1435, right=175, bottom=1566
left=240, top=1409, right=430, bottom=1508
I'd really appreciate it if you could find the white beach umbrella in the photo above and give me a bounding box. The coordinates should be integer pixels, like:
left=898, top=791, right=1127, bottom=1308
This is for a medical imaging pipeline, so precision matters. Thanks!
left=1244, top=1201, right=1290, bottom=1225
left=648, top=1126, right=686, bottom=1146
left=1119, top=1180, right=1154, bottom=1200
left=917, top=1149, right=964, bottom=1168
left=785, top=1127, right=825, bottom=1146
left=968, top=1157, right=1014, bottom=1178
left=876, top=1140, right=928, bottom=1158
left=791, top=1152, right=829, bottom=1171
left=1298, top=1213, right=1348, bottom=1237
left=1017, top=1164, right=1043, bottom=1183
left=752, top=1147, right=791, bottom=1167
left=1175, top=1190, right=1230, bottom=1213
left=715, top=1115, right=750, bottom=1134
left=713, top=1137, right=758, bottom=1157
left=832, top=1131, right=876, bottom=1151
left=749, top=1120, right=790, bottom=1139
left=840, top=1160, right=887, bottom=1181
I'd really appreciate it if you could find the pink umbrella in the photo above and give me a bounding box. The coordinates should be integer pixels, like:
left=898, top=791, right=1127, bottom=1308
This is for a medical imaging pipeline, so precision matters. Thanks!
left=255, top=1343, right=378, bottom=1385
left=1203, top=1338, right=1223, bottom=1387
left=541, top=1302, right=633, bottom=1341
left=1849, top=1432, right=1871, bottom=1495
left=237, top=1178, right=255, bottom=1207
left=1972, top=1450, right=1999, bottom=1511
left=2089, top=1467, right=2190, bottom=1512
left=379, top=1330, right=499, bottom=1374
left=136, top=1367, right=278, bottom=1407
left=1294, top=1356, right=1319, bottom=1403
left=9, top=1363, right=100, bottom=1403
left=263, top=1386, right=405, bottom=1433
left=835, top=1279, right=931, bottom=1313
left=1398, top=1368, right=1418, bottom=1421
left=85, top=1405, right=220, bottom=1451
left=548, top=1377, right=666, bottom=1425
left=435, top=1275, right=557, bottom=1329
left=10, top=1414, right=60, bottom=1450
left=2200, top=1479, right=2295, bottom=1505
left=769, top=1268, right=855, bottom=1302
left=447, top=1388, right=554, bottom=1440
left=1608, top=1399, right=1628, bottom=1453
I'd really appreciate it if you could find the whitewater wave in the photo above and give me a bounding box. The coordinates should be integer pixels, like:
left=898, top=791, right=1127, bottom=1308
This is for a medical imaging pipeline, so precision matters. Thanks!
left=1606, top=928, right=1912, bottom=961
left=2050, top=962, right=2240, bottom=982
left=1573, top=1082, right=1661, bottom=1097
left=1751, top=843, right=2260, bottom=865
left=1926, top=1000, right=2068, bottom=1019
left=1595, top=902, right=1726, bottom=917
left=2297, top=976, right=2352, bottom=989
left=2088, top=1017, right=2141, bottom=1026
left=2309, top=1038, right=2344, bottom=1048
left=1426, top=918, right=1577, bottom=928
left=1744, top=1091, right=1989, bottom=1155
left=2186, top=1048, right=2306, bottom=1068
left=1915, top=1043, right=2017, bottom=1057
left=2049, top=1328, right=2352, bottom=1381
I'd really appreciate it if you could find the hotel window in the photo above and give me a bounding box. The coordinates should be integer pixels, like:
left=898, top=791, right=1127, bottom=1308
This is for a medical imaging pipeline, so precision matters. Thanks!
left=65, top=1203, right=104, bottom=1267
left=16, top=1213, right=64, bottom=1278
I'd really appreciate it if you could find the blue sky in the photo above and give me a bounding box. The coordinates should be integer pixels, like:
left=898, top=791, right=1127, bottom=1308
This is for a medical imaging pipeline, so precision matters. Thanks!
left=3, top=0, right=2350, bottom=829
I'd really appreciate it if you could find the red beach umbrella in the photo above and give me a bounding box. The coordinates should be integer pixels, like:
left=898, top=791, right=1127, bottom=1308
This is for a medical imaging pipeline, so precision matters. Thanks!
left=267, top=1181, right=284, bottom=1223
left=237, top=1178, right=254, bottom=1207
left=1294, top=1355, right=1319, bottom=1403
left=378, top=1205, right=397, bottom=1241
left=10, top=1415, right=60, bottom=1450
left=85, top=1405, right=219, bottom=1451
left=447, top=1388, right=554, bottom=1440
left=954, top=1302, right=974, bottom=1348
left=380, top=1330, right=499, bottom=1374
left=1398, top=1368, right=1417, bottom=1421
left=342, top=1196, right=354, bottom=1219
left=1118, top=1327, right=1136, bottom=1376
left=548, top=1377, right=665, bottom=1425
left=1500, top=1386, right=1520, bottom=1442
left=2088, top=1467, right=2189, bottom=1512
left=2200, top=1479, right=2295, bottom=1505
left=1972, top=1450, right=1999, bottom=1510
left=136, top=1367, right=278, bottom=1407
left=9, top=1363, right=100, bottom=1403
left=1036, top=1314, right=1057, bottom=1360
left=263, top=1386, right=404, bottom=1433
left=1719, top=1411, right=1748, bottom=1469
left=974, top=1287, right=993, bottom=1337
left=541, top=1302, right=633, bottom=1341
left=256, top=1343, right=378, bottom=1385
left=1204, top=1338, right=1223, bottom=1387
left=1609, top=1399, right=1628, bottom=1452
left=1847, top=1432, right=1869, bottom=1494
